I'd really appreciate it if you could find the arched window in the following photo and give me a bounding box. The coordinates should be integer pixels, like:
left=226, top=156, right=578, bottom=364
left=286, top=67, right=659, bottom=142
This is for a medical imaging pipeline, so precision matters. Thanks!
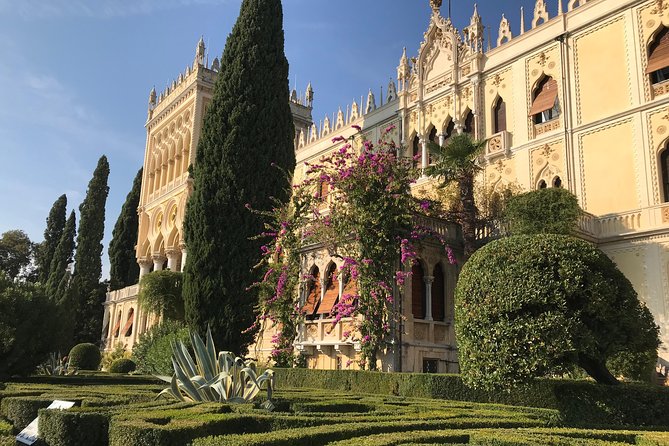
left=538, top=180, right=547, bottom=189
left=530, top=77, right=559, bottom=124
left=303, top=267, right=321, bottom=318
left=647, top=28, right=669, bottom=85
left=412, top=134, right=421, bottom=168
left=431, top=264, right=445, bottom=322
left=661, top=147, right=669, bottom=202
left=493, top=97, right=507, bottom=133
left=411, top=261, right=425, bottom=319
left=463, top=111, right=476, bottom=136
left=122, top=308, right=135, bottom=337
left=428, top=127, right=438, bottom=164
left=112, top=311, right=122, bottom=338
left=319, top=264, right=339, bottom=317
left=553, top=176, right=563, bottom=188
left=443, top=120, right=455, bottom=146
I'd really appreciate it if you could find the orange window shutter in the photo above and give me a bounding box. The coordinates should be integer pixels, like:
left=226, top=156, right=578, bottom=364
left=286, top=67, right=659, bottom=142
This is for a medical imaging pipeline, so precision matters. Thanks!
left=122, top=317, right=133, bottom=337
left=647, top=31, right=669, bottom=74
left=112, top=317, right=122, bottom=337
left=528, top=79, right=558, bottom=116
left=319, top=271, right=339, bottom=315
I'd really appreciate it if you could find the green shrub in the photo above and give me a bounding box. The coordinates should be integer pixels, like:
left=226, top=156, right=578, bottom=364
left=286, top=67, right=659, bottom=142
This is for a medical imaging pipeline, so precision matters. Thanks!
left=0, top=273, right=59, bottom=379
left=102, top=342, right=129, bottom=371
left=138, top=270, right=184, bottom=321
left=68, top=343, right=102, bottom=370
left=132, top=320, right=190, bottom=376
left=38, top=408, right=109, bottom=446
left=109, top=359, right=136, bottom=374
left=504, top=188, right=581, bottom=235
left=455, top=235, right=660, bottom=389
left=0, top=396, right=53, bottom=430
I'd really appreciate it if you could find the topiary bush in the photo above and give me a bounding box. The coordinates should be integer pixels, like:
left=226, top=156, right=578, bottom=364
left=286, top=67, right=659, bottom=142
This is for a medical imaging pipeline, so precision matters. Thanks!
left=109, top=359, right=136, bottom=374
left=504, top=188, right=581, bottom=235
left=455, top=234, right=659, bottom=390
left=68, top=343, right=102, bottom=371
left=0, top=272, right=59, bottom=379
left=132, top=320, right=191, bottom=376
left=138, top=270, right=184, bottom=321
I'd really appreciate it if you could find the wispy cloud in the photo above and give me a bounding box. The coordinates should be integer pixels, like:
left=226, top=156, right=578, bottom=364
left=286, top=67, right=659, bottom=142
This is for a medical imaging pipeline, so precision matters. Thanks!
left=0, top=0, right=232, bottom=19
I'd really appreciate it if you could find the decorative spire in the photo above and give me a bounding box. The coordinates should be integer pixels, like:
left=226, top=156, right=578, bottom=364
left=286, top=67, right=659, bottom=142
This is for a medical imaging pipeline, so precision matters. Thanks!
left=195, top=35, right=205, bottom=67
left=430, top=0, right=442, bottom=14
left=387, top=78, right=397, bottom=102
left=149, top=86, right=156, bottom=107
left=520, top=7, right=525, bottom=35
left=211, top=57, right=220, bottom=72
left=532, top=0, right=549, bottom=28
left=465, top=3, right=485, bottom=53
left=558, top=0, right=563, bottom=15
left=365, top=89, right=377, bottom=114
left=305, top=82, right=314, bottom=107
left=398, top=47, right=411, bottom=91
left=497, top=14, right=513, bottom=47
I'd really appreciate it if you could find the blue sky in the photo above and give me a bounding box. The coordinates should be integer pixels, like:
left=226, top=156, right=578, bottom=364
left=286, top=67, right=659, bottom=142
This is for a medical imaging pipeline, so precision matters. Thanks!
left=0, top=0, right=546, bottom=278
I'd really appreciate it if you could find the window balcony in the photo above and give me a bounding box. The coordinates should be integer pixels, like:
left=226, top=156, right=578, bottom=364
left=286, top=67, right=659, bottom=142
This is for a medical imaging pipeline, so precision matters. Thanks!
left=485, top=130, right=511, bottom=160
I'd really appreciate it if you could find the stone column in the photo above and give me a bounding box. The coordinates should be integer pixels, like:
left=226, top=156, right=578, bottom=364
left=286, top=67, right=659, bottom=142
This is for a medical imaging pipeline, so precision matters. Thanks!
left=179, top=243, right=187, bottom=272
left=424, top=275, right=434, bottom=321
left=439, top=133, right=445, bottom=147
left=152, top=254, right=166, bottom=271
left=165, top=248, right=181, bottom=271
left=138, top=257, right=152, bottom=278
left=421, top=138, right=428, bottom=170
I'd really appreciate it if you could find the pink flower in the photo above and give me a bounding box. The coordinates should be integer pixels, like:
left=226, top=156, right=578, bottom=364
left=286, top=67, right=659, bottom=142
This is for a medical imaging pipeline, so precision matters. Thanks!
left=352, top=124, right=362, bottom=131
left=332, top=136, right=346, bottom=143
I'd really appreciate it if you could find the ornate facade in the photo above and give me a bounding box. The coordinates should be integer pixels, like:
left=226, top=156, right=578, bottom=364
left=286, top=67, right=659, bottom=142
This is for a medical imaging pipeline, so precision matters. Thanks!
left=104, top=0, right=669, bottom=372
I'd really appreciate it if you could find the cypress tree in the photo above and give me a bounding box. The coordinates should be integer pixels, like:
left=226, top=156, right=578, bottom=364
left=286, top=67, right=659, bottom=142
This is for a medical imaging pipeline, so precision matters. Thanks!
left=37, top=194, right=67, bottom=283
left=183, top=0, right=295, bottom=353
left=45, top=211, right=76, bottom=302
left=73, top=155, right=110, bottom=344
left=109, top=168, right=142, bottom=291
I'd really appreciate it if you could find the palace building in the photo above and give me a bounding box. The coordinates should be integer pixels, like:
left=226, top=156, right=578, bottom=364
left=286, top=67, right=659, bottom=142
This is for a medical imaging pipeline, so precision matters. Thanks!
left=102, top=0, right=669, bottom=372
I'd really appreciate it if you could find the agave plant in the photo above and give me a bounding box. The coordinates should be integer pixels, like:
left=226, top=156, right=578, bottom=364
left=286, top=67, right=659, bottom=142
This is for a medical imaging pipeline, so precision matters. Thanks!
left=38, top=352, right=77, bottom=376
left=157, top=327, right=275, bottom=410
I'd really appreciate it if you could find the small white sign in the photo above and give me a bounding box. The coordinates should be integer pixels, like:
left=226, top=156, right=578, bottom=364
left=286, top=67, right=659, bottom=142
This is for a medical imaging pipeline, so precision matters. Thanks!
left=16, top=400, right=75, bottom=445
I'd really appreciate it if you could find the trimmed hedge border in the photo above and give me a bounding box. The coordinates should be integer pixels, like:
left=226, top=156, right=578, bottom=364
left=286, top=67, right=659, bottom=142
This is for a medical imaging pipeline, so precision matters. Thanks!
left=272, top=368, right=669, bottom=427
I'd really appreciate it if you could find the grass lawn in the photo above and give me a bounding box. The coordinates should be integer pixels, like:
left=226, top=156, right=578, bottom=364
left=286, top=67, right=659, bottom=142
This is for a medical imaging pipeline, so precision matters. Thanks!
left=0, top=376, right=668, bottom=445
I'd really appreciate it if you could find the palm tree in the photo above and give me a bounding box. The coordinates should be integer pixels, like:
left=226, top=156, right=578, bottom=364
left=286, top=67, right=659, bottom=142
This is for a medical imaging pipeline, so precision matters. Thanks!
left=425, top=133, right=486, bottom=258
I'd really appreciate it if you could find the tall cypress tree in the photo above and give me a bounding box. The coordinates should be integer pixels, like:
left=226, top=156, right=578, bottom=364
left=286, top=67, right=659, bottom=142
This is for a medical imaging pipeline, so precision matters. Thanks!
left=183, top=0, right=295, bottom=353
left=45, top=211, right=76, bottom=302
left=37, top=194, right=67, bottom=283
left=109, top=168, right=142, bottom=291
left=73, top=155, right=110, bottom=344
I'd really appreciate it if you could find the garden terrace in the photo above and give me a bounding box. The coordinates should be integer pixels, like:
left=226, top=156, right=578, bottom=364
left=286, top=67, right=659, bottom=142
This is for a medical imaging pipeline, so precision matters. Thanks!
left=0, top=374, right=669, bottom=445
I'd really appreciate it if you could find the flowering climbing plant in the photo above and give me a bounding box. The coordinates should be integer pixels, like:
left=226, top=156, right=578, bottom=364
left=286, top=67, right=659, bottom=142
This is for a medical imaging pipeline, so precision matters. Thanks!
left=251, top=125, right=455, bottom=370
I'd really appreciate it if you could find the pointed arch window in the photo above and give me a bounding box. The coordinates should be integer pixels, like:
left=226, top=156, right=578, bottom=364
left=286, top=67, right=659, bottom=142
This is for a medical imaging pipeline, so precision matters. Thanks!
left=463, top=111, right=476, bottom=136
left=411, top=261, right=425, bottom=319
left=412, top=134, right=421, bottom=168
left=530, top=77, right=559, bottom=124
left=538, top=180, right=547, bottom=189
left=443, top=120, right=455, bottom=146
left=647, top=28, right=669, bottom=85
left=661, top=146, right=669, bottom=202
left=428, top=127, right=438, bottom=164
left=303, top=267, right=321, bottom=317
left=493, top=97, right=507, bottom=133
left=318, top=264, right=339, bottom=316
left=431, top=263, right=445, bottom=322
left=122, top=308, right=134, bottom=337
left=553, top=176, right=563, bottom=188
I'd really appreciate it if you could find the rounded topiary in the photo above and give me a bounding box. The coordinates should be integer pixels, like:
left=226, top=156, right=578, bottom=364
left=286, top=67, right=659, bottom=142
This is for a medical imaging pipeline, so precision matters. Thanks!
left=108, top=358, right=136, bottom=374
left=68, top=343, right=102, bottom=370
left=455, top=234, right=659, bottom=390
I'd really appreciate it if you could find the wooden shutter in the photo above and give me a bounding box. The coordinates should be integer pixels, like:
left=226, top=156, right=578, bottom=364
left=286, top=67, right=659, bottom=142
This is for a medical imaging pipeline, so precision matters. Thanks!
left=431, top=264, right=445, bottom=322
left=647, top=29, right=669, bottom=74
left=112, top=314, right=122, bottom=337
left=529, top=78, right=558, bottom=116
left=302, top=270, right=321, bottom=315
left=122, top=310, right=134, bottom=337
left=318, top=267, right=339, bottom=315
left=411, top=263, right=425, bottom=319
left=342, top=275, right=358, bottom=298
left=494, top=99, right=507, bottom=133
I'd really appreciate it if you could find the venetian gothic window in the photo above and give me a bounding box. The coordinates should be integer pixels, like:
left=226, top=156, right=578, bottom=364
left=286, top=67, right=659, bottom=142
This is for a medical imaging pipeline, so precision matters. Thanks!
left=319, top=263, right=339, bottom=317
left=538, top=180, right=547, bottom=189
left=443, top=120, right=455, bottom=146
left=553, top=176, right=563, bottom=188
left=530, top=77, right=560, bottom=124
left=411, top=261, right=425, bottom=319
left=412, top=134, right=421, bottom=168
left=661, top=147, right=669, bottom=202
left=493, top=97, right=507, bottom=133
left=647, top=28, right=669, bottom=85
left=428, top=127, right=438, bottom=164
left=303, top=267, right=321, bottom=319
left=463, top=111, right=476, bottom=136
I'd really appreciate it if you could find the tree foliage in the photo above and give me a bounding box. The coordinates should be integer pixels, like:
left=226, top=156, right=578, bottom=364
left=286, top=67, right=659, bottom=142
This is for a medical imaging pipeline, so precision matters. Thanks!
left=138, top=270, right=184, bottom=321
left=183, top=0, right=295, bottom=354
left=45, top=211, right=76, bottom=302
left=455, top=234, right=659, bottom=390
left=37, top=194, right=67, bottom=283
left=73, top=155, right=110, bottom=344
left=109, top=168, right=142, bottom=291
left=0, top=272, right=59, bottom=379
left=132, top=319, right=191, bottom=376
left=504, top=188, right=581, bottom=236
left=0, top=230, right=34, bottom=281
left=425, top=133, right=486, bottom=257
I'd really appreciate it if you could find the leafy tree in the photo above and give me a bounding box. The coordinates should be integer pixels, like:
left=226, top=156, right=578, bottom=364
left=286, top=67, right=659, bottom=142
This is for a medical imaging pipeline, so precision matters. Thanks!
left=0, top=272, right=59, bottom=379
left=0, top=230, right=34, bottom=281
left=455, top=234, right=659, bottom=389
left=138, top=270, right=184, bottom=321
left=505, top=188, right=581, bottom=236
left=426, top=133, right=486, bottom=257
left=183, top=0, right=295, bottom=353
left=37, top=194, right=67, bottom=283
left=109, top=168, right=142, bottom=291
left=73, top=155, right=110, bottom=344
left=132, top=319, right=191, bottom=376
